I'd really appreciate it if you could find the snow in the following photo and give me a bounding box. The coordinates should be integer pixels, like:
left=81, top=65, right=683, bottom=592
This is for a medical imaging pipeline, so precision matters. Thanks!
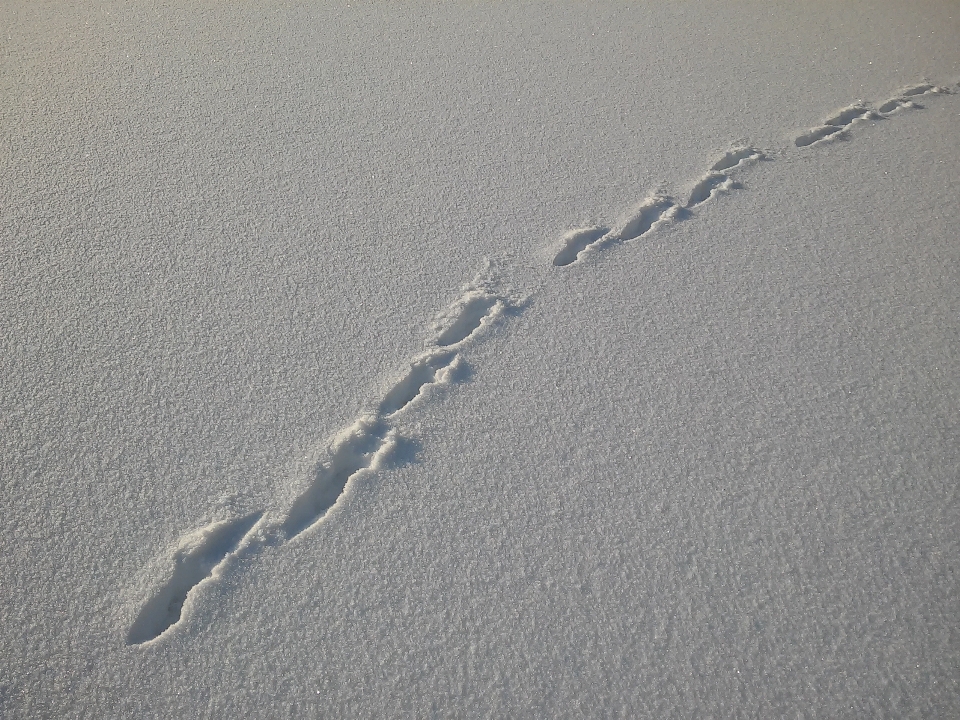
left=2, top=1, right=958, bottom=716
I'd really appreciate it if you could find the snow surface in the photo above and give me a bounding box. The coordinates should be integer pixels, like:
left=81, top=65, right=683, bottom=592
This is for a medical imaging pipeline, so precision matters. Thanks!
left=2, top=1, right=959, bottom=716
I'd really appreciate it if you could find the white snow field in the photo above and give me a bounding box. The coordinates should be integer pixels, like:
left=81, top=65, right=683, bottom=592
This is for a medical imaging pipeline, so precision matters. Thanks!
left=2, top=1, right=959, bottom=716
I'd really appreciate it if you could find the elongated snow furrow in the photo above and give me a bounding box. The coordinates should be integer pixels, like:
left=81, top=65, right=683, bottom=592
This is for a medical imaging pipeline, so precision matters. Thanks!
left=129, top=78, right=956, bottom=644
left=276, top=278, right=515, bottom=542
left=281, top=419, right=392, bottom=539
left=686, top=173, right=736, bottom=208
left=613, top=196, right=679, bottom=242
left=689, top=148, right=763, bottom=207
left=795, top=83, right=951, bottom=148
left=710, top=147, right=763, bottom=172
left=278, top=276, right=516, bottom=542
left=553, top=80, right=954, bottom=266
left=901, top=82, right=937, bottom=97
left=877, top=83, right=943, bottom=113
left=795, top=124, right=845, bottom=147
left=128, top=268, right=522, bottom=642
left=877, top=98, right=915, bottom=114
left=127, top=512, right=263, bottom=645
left=379, top=350, right=459, bottom=417
left=435, top=293, right=500, bottom=346
left=552, top=147, right=763, bottom=266
left=825, top=104, right=876, bottom=126
left=553, top=226, right=611, bottom=267
left=795, top=104, right=874, bottom=147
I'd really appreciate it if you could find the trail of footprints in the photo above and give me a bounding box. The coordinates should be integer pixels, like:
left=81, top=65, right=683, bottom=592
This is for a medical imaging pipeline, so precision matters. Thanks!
left=553, top=147, right=765, bottom=267
left=129, top=79, right=955, bottom=645
left=128, top=271, right=520, bottom=644
left=795, top=82, right=944, bottom=147
left=553, top=81, right=952, bottom=266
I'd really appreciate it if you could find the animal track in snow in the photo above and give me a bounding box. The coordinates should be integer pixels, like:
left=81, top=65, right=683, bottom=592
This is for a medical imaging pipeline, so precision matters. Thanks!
left=275, top=277, right=515, bottom=543
left=552, top=148, right=763, bottom=266
left=127, top=512, right=263, bottom=645
left=614, top=195, right=681, bottom=242
left=434, top=293, right=502, bottom=346
left=552, top=226, right=610, bottom=267
left=378, top=351, right=460, bottom=417
left=709, top=147, right=764, bottom=172
left=553, top=80, right=956, bottom=267
left=683, top=147, right=766, bottom=210
left=876, top=83, right=942, bottom=113
left=686, top=147, right=765, bottom=208
left=130, top=79, right=956, bottom=645
left=280, top=419, right=395, bottom=540
left=128, top=266, right=521, bottom=643
left=795, top=82, right=950, bottom=147
left=685, top=174, right=739, bottom=208
left=794, top=103, right=875, bottom=146
left=276, top=279, right=514, bottom=543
